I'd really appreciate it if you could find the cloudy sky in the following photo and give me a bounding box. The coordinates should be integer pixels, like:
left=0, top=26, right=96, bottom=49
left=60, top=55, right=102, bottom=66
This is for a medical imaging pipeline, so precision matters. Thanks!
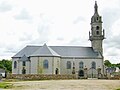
left=0, top=0, right=120, bottom=63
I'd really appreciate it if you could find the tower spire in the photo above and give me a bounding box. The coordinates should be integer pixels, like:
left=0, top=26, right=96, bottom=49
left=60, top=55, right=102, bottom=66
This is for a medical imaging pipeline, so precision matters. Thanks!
left=89, top=1, right=105, bottom=54
left=94, top=1, right=98, bottom=14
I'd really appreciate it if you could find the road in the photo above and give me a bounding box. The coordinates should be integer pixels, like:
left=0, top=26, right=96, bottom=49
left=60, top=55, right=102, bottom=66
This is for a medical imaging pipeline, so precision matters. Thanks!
left=8, top=79, right=120, bottom=90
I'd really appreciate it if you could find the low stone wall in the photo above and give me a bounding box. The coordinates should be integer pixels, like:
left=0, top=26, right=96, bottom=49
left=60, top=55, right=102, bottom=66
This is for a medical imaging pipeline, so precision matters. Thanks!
left=7, top=74, right=77, bottom=80
left=110, top=75, right=120, bottom=80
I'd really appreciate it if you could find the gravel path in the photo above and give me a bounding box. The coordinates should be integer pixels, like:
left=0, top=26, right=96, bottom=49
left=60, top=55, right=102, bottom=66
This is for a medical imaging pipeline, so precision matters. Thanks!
left=8, top=80, right=120, bottom=90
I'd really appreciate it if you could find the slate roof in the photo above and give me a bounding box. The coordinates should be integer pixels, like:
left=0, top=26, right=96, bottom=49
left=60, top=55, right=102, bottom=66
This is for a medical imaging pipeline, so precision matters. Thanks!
left=31, top=44, right=60, bottom=57
left=12, top=44, right=102, bottom=58
left=50, top=46, right=101, bottom=58
left=13, top=46, right=40, bottom=57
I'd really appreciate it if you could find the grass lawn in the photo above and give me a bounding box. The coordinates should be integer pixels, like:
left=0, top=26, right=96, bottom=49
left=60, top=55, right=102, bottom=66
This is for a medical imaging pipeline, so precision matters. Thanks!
left=116, top=88, right=120, bottom=90
left=0, top=82, right=13, bottom=89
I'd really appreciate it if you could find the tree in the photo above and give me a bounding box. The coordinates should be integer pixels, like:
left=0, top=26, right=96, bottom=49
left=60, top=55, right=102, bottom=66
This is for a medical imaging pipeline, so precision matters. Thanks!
left=0, top=59, right=12, bottom=73
left=104, top=60, right=120, bottom=69
left=104, top=60, right=111, bottom=67
left=0, top=64, right=5, bottom=69
left=116, top=63, right=120, bottom=69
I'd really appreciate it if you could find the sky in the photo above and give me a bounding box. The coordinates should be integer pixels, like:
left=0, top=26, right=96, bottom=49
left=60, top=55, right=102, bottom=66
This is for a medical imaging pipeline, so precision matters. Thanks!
left=0, top=0, right=120, bottom=64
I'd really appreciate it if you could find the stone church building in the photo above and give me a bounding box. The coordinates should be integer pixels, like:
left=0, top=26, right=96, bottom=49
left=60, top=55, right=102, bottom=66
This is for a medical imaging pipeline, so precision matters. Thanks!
left=12, top=2, right=105, bottom=78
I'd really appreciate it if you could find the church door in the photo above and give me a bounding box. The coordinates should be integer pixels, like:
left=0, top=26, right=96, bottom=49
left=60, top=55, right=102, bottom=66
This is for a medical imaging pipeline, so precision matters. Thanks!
left=79, top=70, right=84, bottom=77
left=55, top=68, right=59, bottom=74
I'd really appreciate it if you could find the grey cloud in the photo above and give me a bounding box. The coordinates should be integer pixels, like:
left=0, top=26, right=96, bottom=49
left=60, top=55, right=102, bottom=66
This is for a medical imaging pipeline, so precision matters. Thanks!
left=5, top=47, right=18, bottom=53
left=105, top=35, right=120, bottom=49
left=104, top=46, right=120, bottom=56
left=29, top=39, right=48, bottom=45
left=37, top=24, right=49, bottom=34
left=108, top=51, right=119, bottom=56
left=73, top=16, right=85, bottom=24
left=104, top=34, right=120, bottom=57
left=14, top=9, right=32, bottom=21
left=57, top=37, right=64, bottom=41
left=28, top=24, right=50, bottom=45
left=68, top=38, right=89, bottom=46
left=102, top=8, right=120, bottom=57
left=0, top=1, right=12, bottom=12
left=102, top=8, right=120, bottom=37
left=2, top=44, right=22, bottom=54
left=19, top=33, right=33, bottom=42
left=102, top=8, right=120, bottom=28
left=69, top=38, right=80, bottom=44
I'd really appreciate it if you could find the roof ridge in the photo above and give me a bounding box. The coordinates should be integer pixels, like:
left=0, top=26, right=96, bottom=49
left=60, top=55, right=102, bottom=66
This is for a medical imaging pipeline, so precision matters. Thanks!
left=26, top=45, right=41, bottom=47
left=25, top=45, right=92, bottom=48
left=50, top=46, right=92, bottom=48
left=30, top=44, right=60, bottom=57
left=47, top=45, right=60, bottom=56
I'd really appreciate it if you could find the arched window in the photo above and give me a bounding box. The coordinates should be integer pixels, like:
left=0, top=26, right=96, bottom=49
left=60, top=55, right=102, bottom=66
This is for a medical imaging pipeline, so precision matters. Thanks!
left=91, top=61, right=96, bottom=69
left=55, top=68, right=59, bottom=74
left=23, top=61, right=26, bottom=66
left=96, top=31, right=99, bottom=35
left=43, top=60, right=49, bottom=69
left=67, top=61, right=71, bottom=69
left=96, top=17, right=99, bottom=20
left=79, top=61, right=84, bottom=68
left=22, top=68, right=26, bottom=74
left=96, top=26, right=99, bottom=30
left=14, top=61, right=17, bottom=69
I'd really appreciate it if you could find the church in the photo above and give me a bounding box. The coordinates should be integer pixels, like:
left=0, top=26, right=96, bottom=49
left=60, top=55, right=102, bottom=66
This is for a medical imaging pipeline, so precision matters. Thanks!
left=12, top=1, right=105, bottom=78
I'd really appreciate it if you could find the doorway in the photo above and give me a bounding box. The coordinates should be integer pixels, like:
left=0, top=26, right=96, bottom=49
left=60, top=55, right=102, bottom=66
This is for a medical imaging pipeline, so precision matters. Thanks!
left=79, top=70, right=84, bottom=77
left=55, top=68, right=59, bottom=74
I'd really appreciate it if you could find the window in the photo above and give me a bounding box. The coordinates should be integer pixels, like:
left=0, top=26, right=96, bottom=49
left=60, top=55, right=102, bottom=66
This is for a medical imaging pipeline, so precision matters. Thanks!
left=14, top=61, right=17, bottom=69
left=96, top=31, right=99, bottom=35
left=96, top=26, right=99, bottom=30
left=43, top=60, right=49, bottom=69
left=96, top=17, right=99, bottom=21
left=79, top=62, right=84, bottom=69
left=91, top=61, right=96, bottom=69
left=22, top=68, right=26, bottom=74
left=23, top=61, right=26, bottom=66
left=67, top=61, right=71, bottom=69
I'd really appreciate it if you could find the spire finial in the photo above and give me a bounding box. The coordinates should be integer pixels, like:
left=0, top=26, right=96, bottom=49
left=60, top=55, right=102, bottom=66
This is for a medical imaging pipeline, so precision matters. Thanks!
left=94, top=1, right=98, bottom=14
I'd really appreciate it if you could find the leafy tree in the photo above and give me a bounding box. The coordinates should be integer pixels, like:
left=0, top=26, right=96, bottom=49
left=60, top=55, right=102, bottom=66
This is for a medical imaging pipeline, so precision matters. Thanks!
left=0, top=59, right=12, bottom=73
left=0, top=64, right=5, bottom=69
left=104, top=60, right=120, bottom=69
left=116, top=63, right=120, bottom=69
left=104, top=60, right=111, bottom=67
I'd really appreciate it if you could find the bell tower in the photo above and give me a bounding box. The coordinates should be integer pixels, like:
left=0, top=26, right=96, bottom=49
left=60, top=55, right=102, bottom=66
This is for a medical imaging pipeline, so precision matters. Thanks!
left=89, top=1, right=105, bottom=54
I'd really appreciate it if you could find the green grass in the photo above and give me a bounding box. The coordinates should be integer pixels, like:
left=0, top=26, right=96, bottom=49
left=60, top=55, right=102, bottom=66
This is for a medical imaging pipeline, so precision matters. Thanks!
left=0, top=82, right=13, bottom=89
left=116, top=88, right=120, bottom=90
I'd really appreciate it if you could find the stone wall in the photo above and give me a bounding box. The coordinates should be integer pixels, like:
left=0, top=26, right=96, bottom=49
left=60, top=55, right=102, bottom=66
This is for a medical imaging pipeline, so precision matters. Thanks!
left=7, top=74, right=77, bottom=80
